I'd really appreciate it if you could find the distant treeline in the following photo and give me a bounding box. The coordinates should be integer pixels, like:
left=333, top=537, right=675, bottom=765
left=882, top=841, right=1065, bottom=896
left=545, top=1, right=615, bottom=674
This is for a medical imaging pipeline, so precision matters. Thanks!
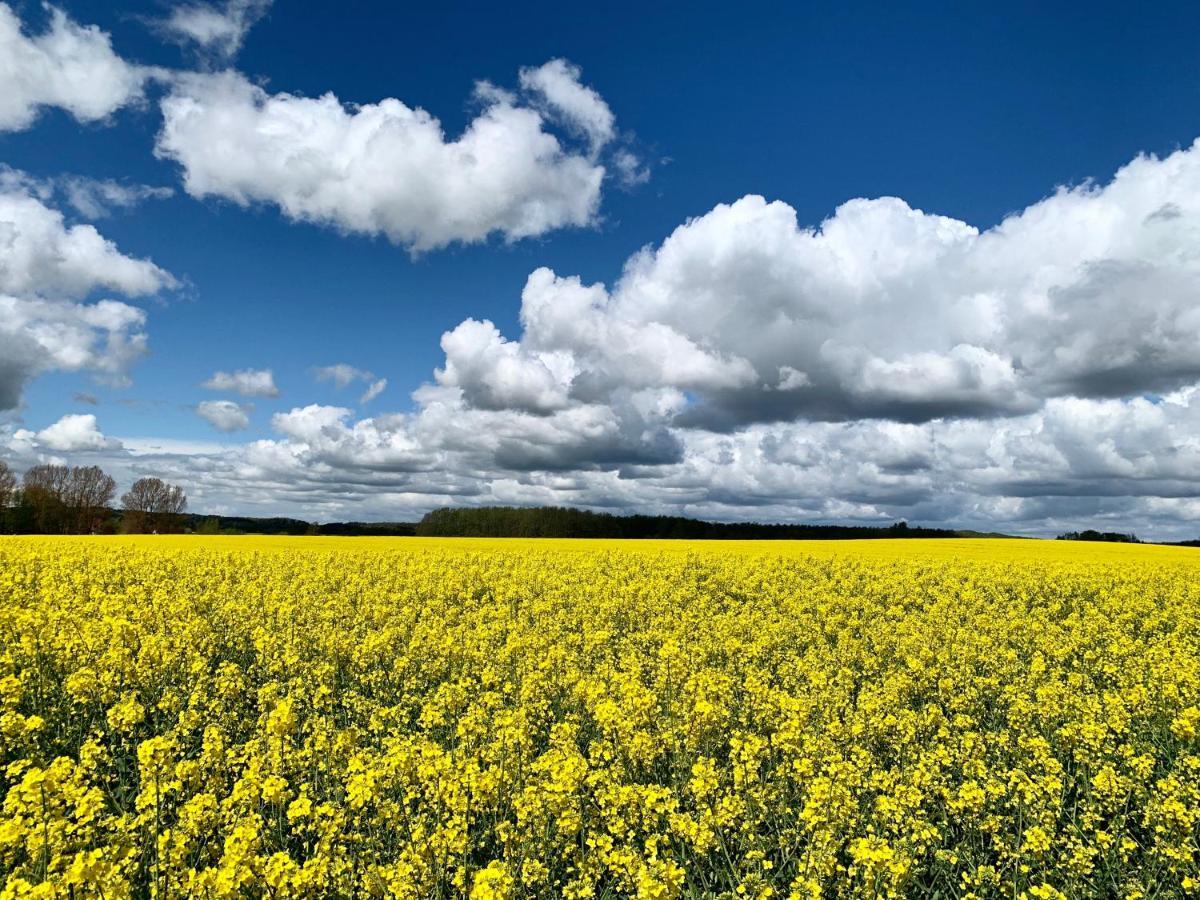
left=1056, top=530, right=1142, bottom=544
left=187, top=516, right=417, bottom=537
left=0, top=462, right=187, bottom=535
left=413, top=506, right=966, bottom=540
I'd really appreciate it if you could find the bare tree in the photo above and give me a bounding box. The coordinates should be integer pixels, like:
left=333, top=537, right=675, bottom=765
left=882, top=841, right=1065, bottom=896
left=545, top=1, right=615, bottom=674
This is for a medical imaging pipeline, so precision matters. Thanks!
left=22, top=464, right=70, bottom=533
left=0, top=461, right=15, bottom=509
left=66, top=466, right=116, bottom=533
left=121, top=477, right=188, bottom=533
left=21, top=464, right=117, bottom=533
left=0, top=461, right=16, bottom=533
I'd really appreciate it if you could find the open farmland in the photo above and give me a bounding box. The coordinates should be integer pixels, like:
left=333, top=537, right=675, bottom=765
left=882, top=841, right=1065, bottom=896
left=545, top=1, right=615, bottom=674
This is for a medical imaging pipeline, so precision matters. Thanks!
left=0, top=537, right=1198, bottom=898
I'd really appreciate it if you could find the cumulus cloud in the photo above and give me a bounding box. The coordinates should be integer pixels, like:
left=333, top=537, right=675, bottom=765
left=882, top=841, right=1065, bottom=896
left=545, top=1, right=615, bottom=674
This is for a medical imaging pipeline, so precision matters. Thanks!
left=202, top=368, right=278, bottom=397
left=428, top=138, right=1200, bottom=430
left=0, top=185, right=176, bottom=298
left=155, top=62, right=624, bottom=251
left=0, top=181, right=173, bottom=410
left=0, top=3, right=148, bottom=132
left=12, top=413, right=119, bottom=452
left=0, top=296, right=150, bottom=407
left=158, top=0, right=271, bottom=61
left=519, top=59, right=615, bottom=154
left=196, top=399, right=251, bottom=432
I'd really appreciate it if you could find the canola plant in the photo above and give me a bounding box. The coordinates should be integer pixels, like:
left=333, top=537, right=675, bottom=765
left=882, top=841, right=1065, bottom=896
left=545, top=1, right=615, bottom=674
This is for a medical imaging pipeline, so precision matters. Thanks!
left=0, top=536, right=1197, bottom=898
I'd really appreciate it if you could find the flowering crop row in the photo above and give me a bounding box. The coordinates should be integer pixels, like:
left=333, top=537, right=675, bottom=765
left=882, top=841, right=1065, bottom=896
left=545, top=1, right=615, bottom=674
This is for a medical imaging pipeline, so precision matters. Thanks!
left=0, top=537, right=1197, bottom=898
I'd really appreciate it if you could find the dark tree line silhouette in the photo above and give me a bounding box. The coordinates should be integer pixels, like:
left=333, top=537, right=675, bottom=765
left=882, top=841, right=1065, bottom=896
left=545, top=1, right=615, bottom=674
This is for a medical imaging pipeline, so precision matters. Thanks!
left=0, top=460, right=187, bottom=534
left=1056, top=530, right=1141, bottom=543
left=414, top=506, right=963, bottom=540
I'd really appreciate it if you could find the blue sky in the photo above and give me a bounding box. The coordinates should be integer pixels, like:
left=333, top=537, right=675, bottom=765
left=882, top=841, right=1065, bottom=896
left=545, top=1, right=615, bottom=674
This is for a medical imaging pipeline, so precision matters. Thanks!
left=4, top=0, right=1200, bottom=535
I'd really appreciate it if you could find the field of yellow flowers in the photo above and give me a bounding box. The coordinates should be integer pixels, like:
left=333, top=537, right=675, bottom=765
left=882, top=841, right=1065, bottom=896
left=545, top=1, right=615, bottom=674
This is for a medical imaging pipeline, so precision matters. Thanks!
left=0, top=536, right=1198, bottom=899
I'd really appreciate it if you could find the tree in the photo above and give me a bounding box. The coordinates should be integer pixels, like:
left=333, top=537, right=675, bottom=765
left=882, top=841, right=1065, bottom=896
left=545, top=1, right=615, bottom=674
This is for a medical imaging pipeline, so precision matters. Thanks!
left=0, top=461, right=15, bottom=509
left=22, top=464, right=70, bottom=533
left=66, top=466, right=117, bottom=534
left=20, top=464, right=117, bottom=533
left=121, top=477, right=187, bottom=533
left=0, top=461, right=16, bottom=534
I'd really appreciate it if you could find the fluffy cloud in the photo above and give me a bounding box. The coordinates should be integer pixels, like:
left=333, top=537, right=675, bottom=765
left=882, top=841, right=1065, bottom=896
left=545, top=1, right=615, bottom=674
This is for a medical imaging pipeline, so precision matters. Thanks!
left=0, top=181, right=173, bottom=409
left=432, top=139, right=1200, bottom=430
left=196, top=399, right=251, bottom=432
left=519, top=59, right=615, bottom=154
left=12, top=413, right=119, bottom=452
left=202, top=368, right=278, bottom=397
left=0, top=186, right=175, bottom=298
left=155, top=62, right=625, bottom=251
left=0, top=3, right=147, bottom=132
left=158, top=0, right=271, bottom=61
left=0, top=297, right=150, bottom=407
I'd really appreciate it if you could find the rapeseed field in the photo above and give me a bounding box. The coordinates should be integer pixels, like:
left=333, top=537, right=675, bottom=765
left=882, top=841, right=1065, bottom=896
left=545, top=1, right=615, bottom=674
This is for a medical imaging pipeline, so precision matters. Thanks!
left=0, top=537, right=1197, bottom=898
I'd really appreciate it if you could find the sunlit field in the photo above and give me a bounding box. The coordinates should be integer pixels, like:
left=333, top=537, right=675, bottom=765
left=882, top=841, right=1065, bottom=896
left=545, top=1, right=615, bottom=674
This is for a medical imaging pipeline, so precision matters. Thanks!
left=1, top=537, right=1198, bottom=898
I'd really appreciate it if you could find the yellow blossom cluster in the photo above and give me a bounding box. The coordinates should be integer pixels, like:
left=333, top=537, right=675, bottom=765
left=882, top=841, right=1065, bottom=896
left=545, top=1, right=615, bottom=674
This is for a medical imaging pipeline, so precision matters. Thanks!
left=0, top=536, right=1198, bottom=898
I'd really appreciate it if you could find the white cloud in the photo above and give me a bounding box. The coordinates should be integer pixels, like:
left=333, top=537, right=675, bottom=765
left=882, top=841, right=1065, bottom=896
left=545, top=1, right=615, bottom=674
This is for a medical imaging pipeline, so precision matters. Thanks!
left=314, top=363, right=387, bottom=405
left=159, top=0, right=271, bottom=61
left=314, top=363, right=371, bottom=390
left=13, top=413, right=119, bottom=452
left=0, top=3, right=147, bottom=132
left=613, top=149, right=650, bottom=187
left=270, top=404, right=354, bottom=443
left=0, top=186, right=176, bottom=298
left=0, top=166, right=172, bottom=219
left=0, top=181, right=173, bottom=409
left=155, top=64, right=617, bottom=251
left=58, top=177, right=173, bottom=219
left=12, top=386, right=1200, bottom=539
left=196, top=399, right=250, bottom=432
left=360, top=378, right=387, bottom=405
left=202, top=368, right=278, bottom=397
left=519, top=59, right=615, bottom=154
left=427, top=138, right=1200, bottom=429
